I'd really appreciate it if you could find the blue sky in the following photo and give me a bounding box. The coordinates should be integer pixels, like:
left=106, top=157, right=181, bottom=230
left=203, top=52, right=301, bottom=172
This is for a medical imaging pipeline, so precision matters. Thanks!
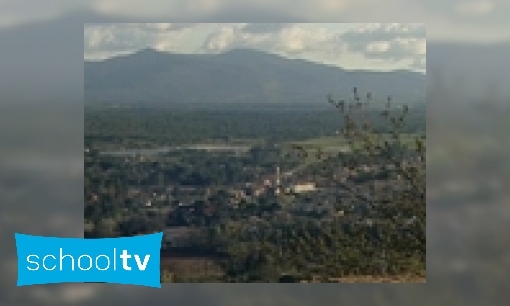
left=84, top=23, right=426, bottom=73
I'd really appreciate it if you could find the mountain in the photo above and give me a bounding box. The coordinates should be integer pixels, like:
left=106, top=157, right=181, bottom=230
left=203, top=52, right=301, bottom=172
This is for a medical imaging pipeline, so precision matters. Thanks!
left=85, top=48, right=425, bottom=105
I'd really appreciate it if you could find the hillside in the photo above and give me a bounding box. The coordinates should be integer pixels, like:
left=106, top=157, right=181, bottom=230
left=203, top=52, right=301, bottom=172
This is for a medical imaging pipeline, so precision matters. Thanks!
left=85, top=48, right=425, bottom=105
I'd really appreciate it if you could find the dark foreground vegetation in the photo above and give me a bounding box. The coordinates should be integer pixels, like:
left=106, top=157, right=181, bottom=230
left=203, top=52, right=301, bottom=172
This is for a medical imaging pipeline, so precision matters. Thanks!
left=85, top=90, right=425, bottom=282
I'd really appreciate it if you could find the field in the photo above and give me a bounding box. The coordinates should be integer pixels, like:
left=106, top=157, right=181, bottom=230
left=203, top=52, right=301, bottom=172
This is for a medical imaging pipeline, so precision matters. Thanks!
left=283, top=133, right=422, bottom=173
left=289, top=133, right=421, bottom=149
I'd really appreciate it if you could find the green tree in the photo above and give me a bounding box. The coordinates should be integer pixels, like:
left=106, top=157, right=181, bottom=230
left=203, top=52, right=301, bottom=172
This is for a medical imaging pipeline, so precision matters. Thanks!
left=293, top=87, right=426, bottom=277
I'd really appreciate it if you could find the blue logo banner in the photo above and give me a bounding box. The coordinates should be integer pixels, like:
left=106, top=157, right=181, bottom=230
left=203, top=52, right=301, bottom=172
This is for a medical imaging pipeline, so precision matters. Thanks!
left=15, top=232, right=163, bottom=288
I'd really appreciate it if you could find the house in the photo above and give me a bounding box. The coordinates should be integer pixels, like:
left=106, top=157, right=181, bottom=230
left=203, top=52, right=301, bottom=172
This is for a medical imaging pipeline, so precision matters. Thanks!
left=291, top=183, right=316, bottom=193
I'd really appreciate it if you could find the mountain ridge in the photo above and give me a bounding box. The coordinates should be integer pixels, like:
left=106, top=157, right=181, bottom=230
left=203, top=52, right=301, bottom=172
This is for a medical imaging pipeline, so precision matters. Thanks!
left=85, top=48, right=425, bottom=105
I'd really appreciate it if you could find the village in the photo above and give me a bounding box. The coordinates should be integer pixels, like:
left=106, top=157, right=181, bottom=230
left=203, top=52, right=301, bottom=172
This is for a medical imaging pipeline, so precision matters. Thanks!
left=85, top=141, right=420, bottom=257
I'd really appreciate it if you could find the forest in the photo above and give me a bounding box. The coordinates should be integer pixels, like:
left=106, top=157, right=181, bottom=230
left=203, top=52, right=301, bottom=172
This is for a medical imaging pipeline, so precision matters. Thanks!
left=85, top=91, right=426, bottom=282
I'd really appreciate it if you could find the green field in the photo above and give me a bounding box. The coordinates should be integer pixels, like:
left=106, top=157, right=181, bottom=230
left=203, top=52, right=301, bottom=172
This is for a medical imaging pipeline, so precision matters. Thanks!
left=292, top=133, right=420, bottom=146
left=283, top=133, right=423, bottom=173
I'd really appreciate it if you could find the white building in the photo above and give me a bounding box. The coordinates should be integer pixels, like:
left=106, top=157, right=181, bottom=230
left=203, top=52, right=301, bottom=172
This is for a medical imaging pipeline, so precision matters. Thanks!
left=291, top=183, right=316, bottom=193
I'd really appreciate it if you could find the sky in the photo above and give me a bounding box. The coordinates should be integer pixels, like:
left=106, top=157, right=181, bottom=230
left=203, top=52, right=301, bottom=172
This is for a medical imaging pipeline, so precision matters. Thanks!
left=84, top=23, right=426, bottom=73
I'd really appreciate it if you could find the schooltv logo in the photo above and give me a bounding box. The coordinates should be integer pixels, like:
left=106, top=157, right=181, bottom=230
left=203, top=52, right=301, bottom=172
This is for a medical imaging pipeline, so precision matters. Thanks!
left=15, top=232, right=163, bottom=288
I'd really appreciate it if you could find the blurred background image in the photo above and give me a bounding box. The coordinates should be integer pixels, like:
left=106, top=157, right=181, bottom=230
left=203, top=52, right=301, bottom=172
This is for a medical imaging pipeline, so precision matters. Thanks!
left=1, top=0, right=510, bottom=305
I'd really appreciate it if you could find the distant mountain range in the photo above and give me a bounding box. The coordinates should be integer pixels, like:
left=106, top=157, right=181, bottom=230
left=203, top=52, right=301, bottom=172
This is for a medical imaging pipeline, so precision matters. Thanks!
left=85, top=48, right=425, bottom=105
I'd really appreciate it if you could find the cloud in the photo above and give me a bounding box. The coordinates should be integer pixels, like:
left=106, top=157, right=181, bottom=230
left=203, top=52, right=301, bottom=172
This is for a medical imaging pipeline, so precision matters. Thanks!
left=341, top=23, right=426, bottom=46
left=85, top=23, right=425, bottom=71
left=241, top=23, right=293, bottom=33
left=276, top=25, right=335, bottom=54
left=204, top=25, right=237, bottom=51
left=84, top=23, right=197, bottom=60
left=340, top=23, right=426, bottom=69
left=202, top=23, right=336, bottom=55
left=121, top=23, right=196, bottom=32
left=199, top=23, right=426, bottom=71
left=411, top=56, right=426, bottom=70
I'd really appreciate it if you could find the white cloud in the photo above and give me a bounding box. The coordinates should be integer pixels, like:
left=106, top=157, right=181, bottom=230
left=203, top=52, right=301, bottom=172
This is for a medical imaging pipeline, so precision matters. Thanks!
left=366, top=41, right=391, bottom=53
left=84, top=23, right=198, bottom=59
left=411, top=56, right=426, bottom=70
left=340, top=23, right=426, bottom=71
left=277, top=25, right=335, bottom=53
left=242, top=23, right=293, bottom=33
left=281, top=29, right=307, bottom=51
left=205, top=26, right=236, bottom=51
left=85, top=23, right=426, bottom=71
left=202, top=23, right=337, bottom=55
